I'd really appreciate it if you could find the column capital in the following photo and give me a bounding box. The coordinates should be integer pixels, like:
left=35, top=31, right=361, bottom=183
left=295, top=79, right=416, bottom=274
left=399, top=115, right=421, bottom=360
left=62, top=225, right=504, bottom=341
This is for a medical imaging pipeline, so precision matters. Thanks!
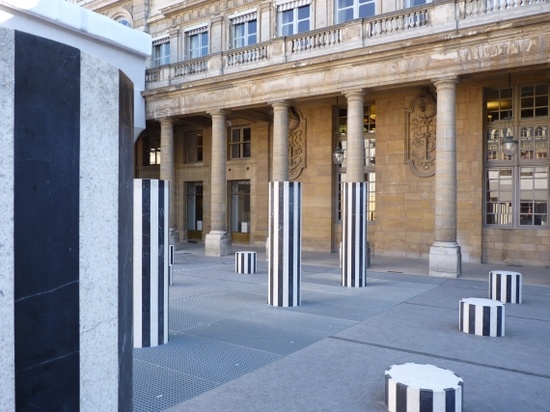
left=432, top=76, right=459, bottom=88
left=343, top=89, right=365, bottom=100
left=270, top=100, right=291, bottom=110
left=210, top=109, right=227, bottom=119
left=159, top=117, right=175, bottom=125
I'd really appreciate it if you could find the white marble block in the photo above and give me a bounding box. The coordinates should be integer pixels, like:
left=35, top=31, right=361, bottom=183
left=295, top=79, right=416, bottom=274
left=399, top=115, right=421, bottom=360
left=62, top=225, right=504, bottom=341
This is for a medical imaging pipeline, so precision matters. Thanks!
left=235, top=251, right=257, bottom=274
left=385, top=363, right=463, bottom=412
left=459, top=297, right=505, bottom=337
left=489, top=270, right=522, bottom=304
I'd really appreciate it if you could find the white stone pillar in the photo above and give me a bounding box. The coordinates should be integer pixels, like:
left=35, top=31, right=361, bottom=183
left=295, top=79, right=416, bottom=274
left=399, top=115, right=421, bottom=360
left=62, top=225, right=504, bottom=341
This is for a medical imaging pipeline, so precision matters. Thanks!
left=272, top=101, right=290, bottom=181
left=160, top=118, right=179, bottom=248
left=205, top=110, right=231, bottom=256
left=341, top=90, right=369, bottom=287
left=429, top=77, right=462, bottom=278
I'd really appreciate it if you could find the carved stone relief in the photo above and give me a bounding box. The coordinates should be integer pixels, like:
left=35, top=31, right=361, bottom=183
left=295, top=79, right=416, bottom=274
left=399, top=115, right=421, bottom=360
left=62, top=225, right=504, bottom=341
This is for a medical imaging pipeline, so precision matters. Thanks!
left=288, top=107, right=306, bottom=180
left=405, top=93, right=437, bottom=177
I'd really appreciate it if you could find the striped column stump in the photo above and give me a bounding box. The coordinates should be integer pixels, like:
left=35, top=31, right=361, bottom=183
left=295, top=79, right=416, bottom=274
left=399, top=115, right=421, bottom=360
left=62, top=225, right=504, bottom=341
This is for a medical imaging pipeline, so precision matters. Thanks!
left=489, top=270, right=522, bottom=304
left=341, top=182, right=368, bottom=287
left=459, top=297, right=505, bottom=337
left=235, top=251, right=257, bottom=274
left=169, top=244, right=175, bottom=285
left=133, top=179, right=170, bottom=348
left=268, top=181, right=302, bottom=307
left=385, top=363, right=463, bottom=412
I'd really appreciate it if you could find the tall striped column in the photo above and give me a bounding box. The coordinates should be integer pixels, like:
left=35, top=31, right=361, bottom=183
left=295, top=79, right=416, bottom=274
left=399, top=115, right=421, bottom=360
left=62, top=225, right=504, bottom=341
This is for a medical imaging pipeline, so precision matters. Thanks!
left=341, top=182, right=368, bottom=287
left=134, top=179, right=170, bottom=348
left=1, top=29, right=134, bottom=411
left=268, top=181, right=302, bottom=307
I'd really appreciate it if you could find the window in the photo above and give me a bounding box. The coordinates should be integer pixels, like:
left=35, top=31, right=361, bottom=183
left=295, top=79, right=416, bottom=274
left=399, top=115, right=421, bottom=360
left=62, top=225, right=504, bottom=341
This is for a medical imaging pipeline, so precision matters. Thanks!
left=336, top=0, right=375, bottom=24
left=485, top=84, right=549, bottom=227
left=336, top=105, right=376, bottom=222
left=116, top=17, right=132, bottom=27
left=152, top=38, right=170, bottom=67
left=278, top=3, right=311, bottom=36
left=186, top=27, right=208, bottom=59
left=231, top=13, right=257, bottom=48
left=184, top=132, right=203, bottom=163
left=186, top=182, right=203, bottom=238
left=143, top=136, right=161, bottom=166
left=229, top=127, right=251, bottom=159
left=405, top=0, right=431, bottom=7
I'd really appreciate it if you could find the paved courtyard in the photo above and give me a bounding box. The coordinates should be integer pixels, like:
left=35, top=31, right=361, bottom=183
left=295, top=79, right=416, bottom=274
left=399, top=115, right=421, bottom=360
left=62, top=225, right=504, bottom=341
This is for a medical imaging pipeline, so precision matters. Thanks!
left=133, top=244, right=550, bottom=412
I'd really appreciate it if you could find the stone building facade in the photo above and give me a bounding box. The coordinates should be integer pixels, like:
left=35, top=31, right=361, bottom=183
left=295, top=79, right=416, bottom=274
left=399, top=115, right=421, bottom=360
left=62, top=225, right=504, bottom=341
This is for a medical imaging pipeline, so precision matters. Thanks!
left=71, top=0, right=550, bottom=272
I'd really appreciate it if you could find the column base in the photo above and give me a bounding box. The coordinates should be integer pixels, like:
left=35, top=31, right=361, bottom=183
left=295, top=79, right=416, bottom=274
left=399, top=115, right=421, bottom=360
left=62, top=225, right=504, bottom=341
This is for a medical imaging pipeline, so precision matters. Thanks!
left=205, top=231, right=231, bottom=257
left=429, top=242, right=462, bottom=278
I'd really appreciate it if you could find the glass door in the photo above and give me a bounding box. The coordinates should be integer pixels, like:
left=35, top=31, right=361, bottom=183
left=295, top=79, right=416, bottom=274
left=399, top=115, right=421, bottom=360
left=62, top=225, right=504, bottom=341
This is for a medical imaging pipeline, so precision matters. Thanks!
left=230, top=180, right=250, bottom=243
left=186, top=182, right=203, bottom=240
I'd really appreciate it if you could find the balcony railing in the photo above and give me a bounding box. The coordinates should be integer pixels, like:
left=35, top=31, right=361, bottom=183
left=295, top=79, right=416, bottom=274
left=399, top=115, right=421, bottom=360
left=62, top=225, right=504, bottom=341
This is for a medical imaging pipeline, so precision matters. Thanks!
left=145, top=0, right=547, bottom=88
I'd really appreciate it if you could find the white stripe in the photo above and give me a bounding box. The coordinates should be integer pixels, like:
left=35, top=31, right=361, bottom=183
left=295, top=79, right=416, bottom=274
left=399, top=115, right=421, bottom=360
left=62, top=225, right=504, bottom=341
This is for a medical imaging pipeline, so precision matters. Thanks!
left=133, top=180, right=143, bottom=348
left=475, top=304, right=483, bottom=335
left=164, top=183, right=170, bottom=343
left=150, top=180, right=159, bottom=347
left=407, top=385, right=418, bottom=410
left=283, top=182, right=289, bottom=307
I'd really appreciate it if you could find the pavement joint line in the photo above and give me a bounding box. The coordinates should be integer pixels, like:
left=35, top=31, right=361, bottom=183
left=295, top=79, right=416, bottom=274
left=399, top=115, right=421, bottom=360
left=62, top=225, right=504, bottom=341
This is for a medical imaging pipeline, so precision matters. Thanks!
left=328, top=336, right=550, bottom=380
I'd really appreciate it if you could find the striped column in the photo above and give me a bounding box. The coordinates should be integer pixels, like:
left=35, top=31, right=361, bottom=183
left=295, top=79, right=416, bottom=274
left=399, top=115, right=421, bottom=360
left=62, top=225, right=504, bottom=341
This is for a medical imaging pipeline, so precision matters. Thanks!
left=489, top=270, right=522, bottom=304
left=459, top=297, right=505, bottom=337
left=134, top=179, right=170, bottom=348
left=385, top=363, right=463, bottom=412
left=235, top=251, right=258, bottom=274
left=268, top=181, right=302, bottom=307
left=1, top=30, right=134, bottom=411
left=341, top=182, right=368, bottom=287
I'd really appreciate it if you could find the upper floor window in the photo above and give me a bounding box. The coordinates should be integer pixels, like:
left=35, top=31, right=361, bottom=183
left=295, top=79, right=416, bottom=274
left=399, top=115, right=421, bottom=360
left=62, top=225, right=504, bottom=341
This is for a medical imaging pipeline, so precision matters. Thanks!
left=229, top=127, right=251, bottom=159
left=336, top=0, right=375, bottom=24
left=116, top=17, right=132, bottom=27
left=231, top=12, right=257, bottom=49
left=185, top=132, right=203, bottom=163
left=186, top=27, right=209, bottom=59
left=485, top=84, right=549, bottom=227
left=143, top=136, right=161, bottom=166
left=152, top=38, right=170, bottom=67
left=405, top=0, right=431, bottom=7
left=278, top=2, right=311, bottom=36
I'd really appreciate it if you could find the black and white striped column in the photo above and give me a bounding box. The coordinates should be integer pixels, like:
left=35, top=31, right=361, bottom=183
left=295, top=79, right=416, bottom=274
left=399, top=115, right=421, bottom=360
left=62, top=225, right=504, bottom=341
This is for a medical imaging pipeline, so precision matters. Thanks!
left=1, top=29, right=134, bottom=411
left=459, top=297, right=505, bottom=337
left=134, top=179, right=170, bottom=348
left=268, top=181, right=302, bottom=307
left=341, top=182, right=368, bottom=287
left=235, top=251, right=258, bottom=274
left=489, top=270, right=522, bottom=304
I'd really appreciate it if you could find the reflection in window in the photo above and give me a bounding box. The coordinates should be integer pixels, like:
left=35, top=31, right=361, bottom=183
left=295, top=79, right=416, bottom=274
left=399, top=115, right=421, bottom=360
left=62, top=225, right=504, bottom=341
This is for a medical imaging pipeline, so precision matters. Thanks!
left=230, top=181, right=251, bottom=234
left=336, top=0, right=375, bottom=24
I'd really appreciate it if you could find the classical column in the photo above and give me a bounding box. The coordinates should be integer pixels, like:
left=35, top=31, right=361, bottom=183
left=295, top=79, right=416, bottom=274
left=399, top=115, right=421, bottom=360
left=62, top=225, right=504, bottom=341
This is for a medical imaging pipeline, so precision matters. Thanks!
left=268, top=101, right=302, bottom=306
left=341, top=90, right=369, bottom=287
left=429, top=77, right=462, bottom=278
left=160, top=118, right=179, bottom=248
left=272, top=101, right=290, bottom=181
left=205, top=110, right=231, bottom=256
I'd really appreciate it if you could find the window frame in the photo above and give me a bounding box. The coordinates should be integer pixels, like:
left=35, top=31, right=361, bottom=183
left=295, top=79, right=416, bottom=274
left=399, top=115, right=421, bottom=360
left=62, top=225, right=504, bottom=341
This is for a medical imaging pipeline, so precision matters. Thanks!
left=186, top=27, right=209, bottom=59
left=184, top=131, right=204, bottom=164
left=152, top=39, right=170, bottom=67
left=335, top=0, right=376, bottom=24
left=277, top=3, right=311, bottom=37
left=229, top=126, right=252, bottom=160
left=143, top=136, right=161, bottom=166
left=231, top=17, right=258, bottom=49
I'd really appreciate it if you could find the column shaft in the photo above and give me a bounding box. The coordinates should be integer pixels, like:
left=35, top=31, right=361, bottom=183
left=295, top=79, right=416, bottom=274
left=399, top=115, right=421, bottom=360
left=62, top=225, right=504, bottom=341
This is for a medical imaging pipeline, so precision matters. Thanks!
left=272, top=101, right=289, bottom=181
left=210, top=110, right=227, bottom=232
left=345, top=90, right=365, bottom=182
left=160, top=118, right=177, bottom=231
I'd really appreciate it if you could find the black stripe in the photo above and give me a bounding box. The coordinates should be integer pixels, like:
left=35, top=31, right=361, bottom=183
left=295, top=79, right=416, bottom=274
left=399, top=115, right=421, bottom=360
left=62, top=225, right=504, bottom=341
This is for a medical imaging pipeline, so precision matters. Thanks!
left=296, top=183, right=301, bottom=304
left=384, top=374, right=390, bottom=407
left=489, top=272, right=493, bottom=299
left=459, top=301, right=463, bottom=330
left=118, top=70, right=134, bottom=411
left=468, top=304, right=476, bottom=334
left=482, top=305, right=491, bottom=336
left=14, top=32, right=80, bottom=411
left=142, top=180, right=151, bottom=347
left=158, top=180, right=165, bottom=345
left=497, top=305, right=503, bottom=337
left=419, top=389, right=433, bottom=412
left=268, top=184, right=274, bottom=304
left=496, top=273, right=502, bottom=301
left=288, top=183, right=294, bottom=306
left=506, top=274, right=512, bottom=303
left=396, top=382, right=408, bottom=412
left=341, top=183, right=347, bottom=285
left=350, top=184, right=356, bottom=286
left=445, top=387, right=456, bottom=412
left=516, top=274, right=521, bottom=303
left=277, top=182, right=284, bottom=305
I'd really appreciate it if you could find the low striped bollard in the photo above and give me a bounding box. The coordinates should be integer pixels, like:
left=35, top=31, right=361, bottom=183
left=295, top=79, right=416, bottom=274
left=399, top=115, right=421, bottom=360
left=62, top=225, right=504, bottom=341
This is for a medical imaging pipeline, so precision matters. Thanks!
left=235, top=251, right=257, bottom=274
left=459, top=297, right=505, bottom=337
left=489, top=270, right=522, bottom=304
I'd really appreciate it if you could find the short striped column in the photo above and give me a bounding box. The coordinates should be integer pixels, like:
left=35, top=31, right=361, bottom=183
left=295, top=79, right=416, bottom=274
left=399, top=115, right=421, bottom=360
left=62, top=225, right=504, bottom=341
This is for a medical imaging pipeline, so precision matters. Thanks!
left=134, top=179, right=170, bottom=348
left=385, top=363, right=463, bottom=412
left=268, top=181, right=301, bottom=307
left=341, top=182, right=368, bottom=287
left=235, top=251, right=257, bottom=274
left=459, top=297, right=505, bottom=337
left=489, top=270, right=522, bottom=304
left=169, top=244, right=174, bottom=285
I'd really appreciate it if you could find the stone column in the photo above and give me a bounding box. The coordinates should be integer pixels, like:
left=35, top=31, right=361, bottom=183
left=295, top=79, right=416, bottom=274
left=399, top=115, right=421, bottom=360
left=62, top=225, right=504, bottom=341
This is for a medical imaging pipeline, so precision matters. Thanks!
left=272, top=101, right=290, bottom=181
left=429, top=77, right=462, bottom=278
left=268, top=101, right=302, bottom=306
left=160, top=117, right=179, bottom=248
left=340, top=90, right=369, bottom=287
left=205, top=110, right=231, bottom=256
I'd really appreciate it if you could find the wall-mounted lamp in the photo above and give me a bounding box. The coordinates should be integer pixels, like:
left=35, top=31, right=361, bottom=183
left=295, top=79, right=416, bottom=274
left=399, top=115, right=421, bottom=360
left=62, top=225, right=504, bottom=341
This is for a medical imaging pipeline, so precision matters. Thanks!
left=333, top=146, right=345, bottom=165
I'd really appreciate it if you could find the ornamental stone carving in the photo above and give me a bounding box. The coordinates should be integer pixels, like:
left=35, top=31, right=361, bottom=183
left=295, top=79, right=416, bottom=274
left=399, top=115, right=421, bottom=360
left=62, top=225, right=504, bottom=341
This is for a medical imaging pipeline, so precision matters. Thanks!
left=288, top=107, right=306, bottom=180
left=406, top=93, right=437, bottom=177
